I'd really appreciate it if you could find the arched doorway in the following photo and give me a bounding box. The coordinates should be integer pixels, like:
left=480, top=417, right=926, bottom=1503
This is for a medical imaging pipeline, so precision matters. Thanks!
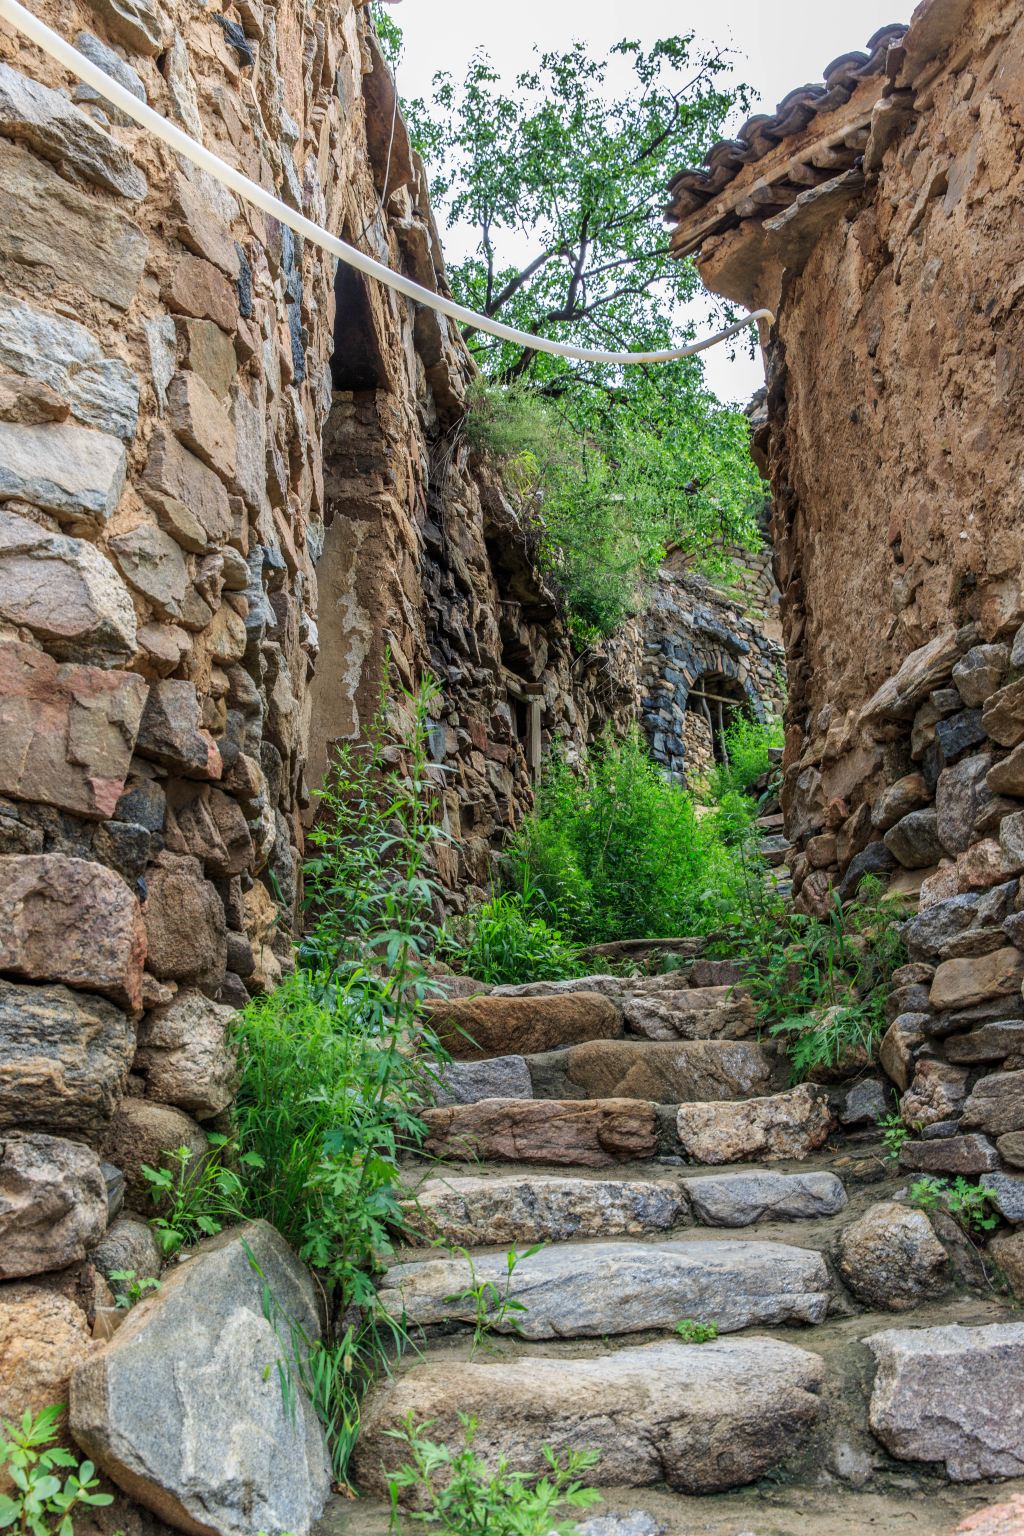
left=685, top=670, right=758, bottom=770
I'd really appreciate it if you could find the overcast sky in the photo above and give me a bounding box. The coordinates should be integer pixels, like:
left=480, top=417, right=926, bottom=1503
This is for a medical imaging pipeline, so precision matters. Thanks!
left=388, top=0, right=913, bottom=404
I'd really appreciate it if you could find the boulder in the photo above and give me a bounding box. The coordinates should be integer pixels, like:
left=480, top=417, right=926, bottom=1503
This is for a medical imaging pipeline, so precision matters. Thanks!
left=421, top=1098, right=658, bottom=1168
left=0, top=61, right=146, bottom=201
left=937, top=755, right=1009, bottom=856
left=71, top=31, right=147, bottom=127
left=140, top=426, right=233, bottom=552
left=983, top=681, right=1024, bottom=748
left=986, top=1172, right=1024, bottom=1224
left=79, top=0, right=168, bottom=55
left=962, top=1071, right=1024, bottom=1136
left=136, top=679, right=222, bottom=780
left=955, top=1495, right=1024, bottom=1535
left=903, top=894, right=983, bottom=960
left=899, top=1135, right=999, bottom=1176
left=142, top=853, right=227, bottom=986
left=946, top=1021, right=1024, bottom=1063
left=682, top=1170, right=847, bottom=1227
left=884, top=809, right=944, bottom=869
left=108, top=521, right=188, bottom=618
left=164, top=783, right=253, bottom=876
left=861, top=630, right=961, bottom=728
left=840, top=1078, right=891, bottom=1125
left=378, top=1239, right=831, bottom=1338
left=867, top=1323, right=1024, bottom=1479
left=422, top=993, right=622, bottom=1061
left=998, top=1132, right=1024, bottom=1169
left=526, top=1039, right=778, bottom=1105
left=675, top=1085, right=833, bottom=1165
left=879, top=1014, right=927, bottom=1091
left=953, top=645, right=1009, bottom=708
left=0, top=854, right=145, bottom=1011
left=0, top=1133, right=107, bottom=1279
left=935, top=709, right=988, bottom=766
left=623, top=987, right=756, bottom=1041
left=405, top=1174, right=684, bottom=1247
left=89, top=1216, right=162, bottom=1285
left=70, top=1222, right=331, bottom=1536
left=429, top=1056, right=533, bottom=1106
left=353, top=1337, right=825, bottom=1495
left=0, top=297, right=139, bottom=441
left=100, top=1097, right=207, bottom=1204
left=166, top=371, right=236, bottom=481
left=837, top=1201, right=950, bottom=1310
left=0, top=643, right=147, bottom=819
left=0, top=978, right=134, bottom=1133
left=0, top=417, right=126, bottom=528
left=872, top=773, right=931, bottom=831
left=0, top=140, right=147, bottom=313
left=988, top=745, right=1024, bottom=796
left=0, top=508, right=137, bottom=665
left=0, top=1283, right=95, bottom=1432
left=133, top=989, right=239, bottom=1118
left=899, top=1060, right=970, bottom=1128
left=989, top=1232, right=1024, bottom=1299
left=930, top=949, right=1024, bottom=1011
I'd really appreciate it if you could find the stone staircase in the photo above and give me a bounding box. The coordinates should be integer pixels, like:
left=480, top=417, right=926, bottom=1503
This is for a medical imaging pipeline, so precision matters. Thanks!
left=337, top=973, right=1024, bottom=1535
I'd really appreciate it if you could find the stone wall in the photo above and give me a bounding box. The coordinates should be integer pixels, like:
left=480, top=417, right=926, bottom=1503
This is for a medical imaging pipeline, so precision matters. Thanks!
left=640, top=544, right=785, bottom=784
left=665, top=0, right=1024, bottom=1201
left=0, top=0, right=642, bottom=1433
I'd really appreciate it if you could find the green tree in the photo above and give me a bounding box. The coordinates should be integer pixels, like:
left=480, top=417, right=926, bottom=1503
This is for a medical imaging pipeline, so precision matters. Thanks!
left=396, top=33, right=766, bottom=638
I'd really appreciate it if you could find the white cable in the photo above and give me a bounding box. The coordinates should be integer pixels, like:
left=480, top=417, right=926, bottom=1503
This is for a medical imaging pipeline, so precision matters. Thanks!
left=0, top=0, right=775, bottom=365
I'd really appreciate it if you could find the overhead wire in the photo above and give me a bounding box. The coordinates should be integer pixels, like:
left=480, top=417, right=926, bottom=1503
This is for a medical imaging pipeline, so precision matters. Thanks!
left=0, top=0, right=774, bottom=366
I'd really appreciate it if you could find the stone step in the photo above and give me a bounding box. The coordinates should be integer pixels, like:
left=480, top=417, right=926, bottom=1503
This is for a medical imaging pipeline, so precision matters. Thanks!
left=377, top=1238, right=832, bottom=1338
left=403, top=1169, right=847, bottom=1246
left=422, top=992, right=621, bottom=1060
left=351, top=1336, right=826, bottom=1496
left=420, top=1096, right=659, bottom=1167
left=675, top=1083, right=835, bottom=1164
left=622, top=986, right=756, bottom=1041
left=404, top=1174, right=685, bottom=1246
left=524, top=1038, right=781, bottom=1105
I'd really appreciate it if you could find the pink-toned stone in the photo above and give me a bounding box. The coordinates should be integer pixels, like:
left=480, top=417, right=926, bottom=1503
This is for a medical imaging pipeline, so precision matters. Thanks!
left=957, top=839, right=1008, bottom=891
left=930, top=948, right=1024, bottom=1011
left=918, top=864, right=959, bottom=908
left=421, top=1098, right=658, bottom=1169
left=0, top=641, right=147, bottom=818
left=0, top=854, right=145, bottom=1011
left=955, top=1495, right=1024, bottom=1534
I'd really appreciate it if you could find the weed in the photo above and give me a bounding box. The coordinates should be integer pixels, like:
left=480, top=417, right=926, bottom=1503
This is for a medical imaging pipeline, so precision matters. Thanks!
left=880, top=1114, right=910, bottom=1163
left=674, top=1318, right=719, bottom=1343
left=141, top=1134, right=257, bottom=1256
left=108, top=1270, right=161, bottom=1310
left=444, top=1246, right=542, bottom=1354
left=705, top=713, right=784, bottom=801
left=441, top=876, right=586, bottom=987
left=0, top=1406, right=113, bottom=1536
left=384, top=1413, right=601, bottom=1535
left=909, top=1177, right=1000, bottom=1236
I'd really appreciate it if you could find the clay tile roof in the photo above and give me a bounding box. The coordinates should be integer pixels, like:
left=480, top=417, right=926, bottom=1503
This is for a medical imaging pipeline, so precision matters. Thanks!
left=665, top=23, right=909, bottom=221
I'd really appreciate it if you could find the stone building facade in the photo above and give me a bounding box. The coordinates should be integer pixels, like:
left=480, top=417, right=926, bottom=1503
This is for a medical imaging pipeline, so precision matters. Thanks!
left=0, top=0, right=644, bottom=1439
left=641, top=542, right=784, bottom=784
left=667, top=0, right=1024, bottom=1192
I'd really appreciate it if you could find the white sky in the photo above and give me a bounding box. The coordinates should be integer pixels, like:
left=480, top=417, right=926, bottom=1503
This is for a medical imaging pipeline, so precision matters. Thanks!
left=389, top=0, right=913, bottom=404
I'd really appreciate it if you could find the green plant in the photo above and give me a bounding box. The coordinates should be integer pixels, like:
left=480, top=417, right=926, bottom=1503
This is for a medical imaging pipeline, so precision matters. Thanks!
left=444, top=1246, right=543, bottom=1354
left=233, top=678, right=454, bottom=1484
left=384, top=1414, right=601, bottom=1535
left=909, top=1177, right=1000, bottom=1235
left=673, top=1318, right=719, bottom=1343
left=510, top=728, right=763, bottom=944
left=0, top=1406, right=113, bottom=1536
left=734, top=879, right=908, bottom=1082
left=141, top=1134, right=257, bottom=1256
left=441, top=877, right=586, bottom=987
left=705, top=713, right=783, bottom=801
left=880, top=1114, right=910, bottom=1163
left=108, top=1270, right=161, bottom=1310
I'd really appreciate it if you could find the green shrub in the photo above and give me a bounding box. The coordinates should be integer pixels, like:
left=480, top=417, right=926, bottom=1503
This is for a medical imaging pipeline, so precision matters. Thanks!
left=384, top=1414, right=601, bottom=1535
left=510, top=728, right=763, bottom=944
left=705, top=713, right=783, bottom=800
left=909, top=1176, right=1000, bottom=1235
left=441, top=886, right=586, bottom=986
left=674, top=1318, right=719, bottom=1343
left=141, top=1134, right=256, bottom=1256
